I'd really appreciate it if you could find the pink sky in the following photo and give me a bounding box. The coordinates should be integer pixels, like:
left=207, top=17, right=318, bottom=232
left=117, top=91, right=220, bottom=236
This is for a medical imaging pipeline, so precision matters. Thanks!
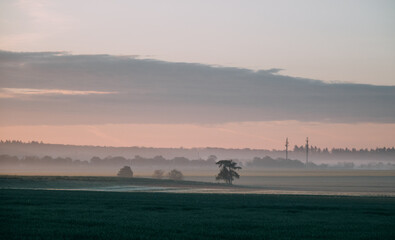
left=1, top=121, right=394, bottom=150
left=1, top=2, right=394, bottom=151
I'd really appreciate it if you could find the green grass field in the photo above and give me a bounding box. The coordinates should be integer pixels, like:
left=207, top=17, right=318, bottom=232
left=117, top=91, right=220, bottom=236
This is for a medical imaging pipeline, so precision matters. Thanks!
left=1, top=188, right=394, bottom=239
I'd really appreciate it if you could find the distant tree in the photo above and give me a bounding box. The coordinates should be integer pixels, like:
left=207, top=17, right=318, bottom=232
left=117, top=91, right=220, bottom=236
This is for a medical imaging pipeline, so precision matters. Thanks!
left=206, top=155, right=218, bottom=165
left=90, top=156, right=102, bottom=166
left=168, top=169, right=183, bottom=180
left=216, top=160, right=242, bottom=185
left=207, top=155, right=218, bottom=162
left=117, top=166, right=133, bottom=177
left=152, top=169, right=165, bottom=179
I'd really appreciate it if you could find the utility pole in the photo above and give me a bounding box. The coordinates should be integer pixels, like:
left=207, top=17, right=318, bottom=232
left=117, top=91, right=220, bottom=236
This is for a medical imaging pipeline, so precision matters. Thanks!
left=285, top=137, right=289, bottom=161
left=305, top=137, right=309, bottom=167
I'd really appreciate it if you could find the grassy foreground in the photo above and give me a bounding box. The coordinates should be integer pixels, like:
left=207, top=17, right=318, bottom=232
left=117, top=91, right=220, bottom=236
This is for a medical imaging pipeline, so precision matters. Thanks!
left=0, top=175, right=231, bottom=189
left=0, top=189, right=394, bottom=240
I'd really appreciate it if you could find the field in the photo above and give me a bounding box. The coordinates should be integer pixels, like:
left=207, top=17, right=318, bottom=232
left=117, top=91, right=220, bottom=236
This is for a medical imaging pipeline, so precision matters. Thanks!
left=1, top=176, right=395, bottom=239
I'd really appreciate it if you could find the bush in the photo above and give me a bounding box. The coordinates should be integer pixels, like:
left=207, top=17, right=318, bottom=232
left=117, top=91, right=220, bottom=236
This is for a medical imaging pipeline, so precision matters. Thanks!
left=117, top=166, right=133, bottom=177
left=168, top=169, right=183, bottom=180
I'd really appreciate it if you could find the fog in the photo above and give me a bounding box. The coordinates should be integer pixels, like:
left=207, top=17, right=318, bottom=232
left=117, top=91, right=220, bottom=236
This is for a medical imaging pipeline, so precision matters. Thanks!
left=1, top=141, right=394, bottom=177
left=1, top=141, right=394, bottom=197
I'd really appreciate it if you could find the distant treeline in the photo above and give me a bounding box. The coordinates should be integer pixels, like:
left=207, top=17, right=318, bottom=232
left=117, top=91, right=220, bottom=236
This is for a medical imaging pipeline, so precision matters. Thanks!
left=1, top=154, right=394, bottom=170
left=0, top=154, right=216, bottom=168
left=5, top=140, right=393, bottom=153
left=248, top=156, right=306, bottom=168
left=0, top=140, right=394, bottom=163
left=293, top=145, right=395, bottom=155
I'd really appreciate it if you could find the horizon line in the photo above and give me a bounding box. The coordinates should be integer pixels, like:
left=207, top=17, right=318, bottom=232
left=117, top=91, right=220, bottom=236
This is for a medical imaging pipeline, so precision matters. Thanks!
left=1, top=139, right=394, bottom=152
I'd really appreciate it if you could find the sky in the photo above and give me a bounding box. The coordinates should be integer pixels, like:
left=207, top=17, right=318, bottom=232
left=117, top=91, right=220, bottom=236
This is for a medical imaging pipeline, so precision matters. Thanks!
left=0, top=0, right=394, bottom=149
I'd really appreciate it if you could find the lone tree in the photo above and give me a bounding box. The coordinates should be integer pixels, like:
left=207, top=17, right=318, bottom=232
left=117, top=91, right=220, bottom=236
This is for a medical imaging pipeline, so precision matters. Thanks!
left=216, top=160, right=242, bottom=185
left=117, top=166, right=133, bottom=177
left=168, top=169, right=183, bottom=180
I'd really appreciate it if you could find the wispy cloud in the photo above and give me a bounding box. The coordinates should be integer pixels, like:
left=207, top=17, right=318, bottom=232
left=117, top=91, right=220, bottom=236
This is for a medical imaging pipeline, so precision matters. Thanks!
left=0, top=51, right=394, bottom=125
left=0, top=88, right=117, bottom=99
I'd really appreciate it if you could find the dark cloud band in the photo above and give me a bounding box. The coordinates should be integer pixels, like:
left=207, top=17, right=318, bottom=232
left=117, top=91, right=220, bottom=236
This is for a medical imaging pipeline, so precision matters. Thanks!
left=0, top=50, right=394, bottom=125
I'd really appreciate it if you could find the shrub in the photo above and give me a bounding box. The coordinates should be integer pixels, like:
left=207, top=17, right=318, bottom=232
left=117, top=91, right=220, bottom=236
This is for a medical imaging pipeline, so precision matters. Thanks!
left=117, top=166, right=133, bottom=177
left=168, top=169, right=183, bottom=180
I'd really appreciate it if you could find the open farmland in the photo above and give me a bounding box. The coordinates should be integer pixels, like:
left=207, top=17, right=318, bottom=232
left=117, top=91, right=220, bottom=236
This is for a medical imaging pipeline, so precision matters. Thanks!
left=1, top=176, right=394, bottom=239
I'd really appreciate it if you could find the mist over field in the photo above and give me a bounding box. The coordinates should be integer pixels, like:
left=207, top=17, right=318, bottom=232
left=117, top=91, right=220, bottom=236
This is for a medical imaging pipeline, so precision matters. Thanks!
left=1, top=141, right=394, bottom=183
left=1, top=140, right=394, bottom=165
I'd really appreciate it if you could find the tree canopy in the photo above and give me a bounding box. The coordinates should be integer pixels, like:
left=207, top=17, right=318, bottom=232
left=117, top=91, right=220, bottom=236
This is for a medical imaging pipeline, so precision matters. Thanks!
left=168, top=169, right=184, bottom=180
left=117, top=166, right=133, bottom=177
left=216, top=160, right=241, bottom=185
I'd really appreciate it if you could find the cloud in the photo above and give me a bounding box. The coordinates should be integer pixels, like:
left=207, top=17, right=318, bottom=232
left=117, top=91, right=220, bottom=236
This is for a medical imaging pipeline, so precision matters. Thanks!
left=0, top=88, right=117, bottom=99
left=263, top=68, right=283, bottom=74
left=0, top=50, right=394, bottom=125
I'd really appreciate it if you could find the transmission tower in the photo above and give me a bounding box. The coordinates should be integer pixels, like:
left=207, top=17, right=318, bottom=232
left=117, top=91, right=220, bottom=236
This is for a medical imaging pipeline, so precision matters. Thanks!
left=285, top=137, right=289, bottom=161
left=305, top=137, right=309, bottom=166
